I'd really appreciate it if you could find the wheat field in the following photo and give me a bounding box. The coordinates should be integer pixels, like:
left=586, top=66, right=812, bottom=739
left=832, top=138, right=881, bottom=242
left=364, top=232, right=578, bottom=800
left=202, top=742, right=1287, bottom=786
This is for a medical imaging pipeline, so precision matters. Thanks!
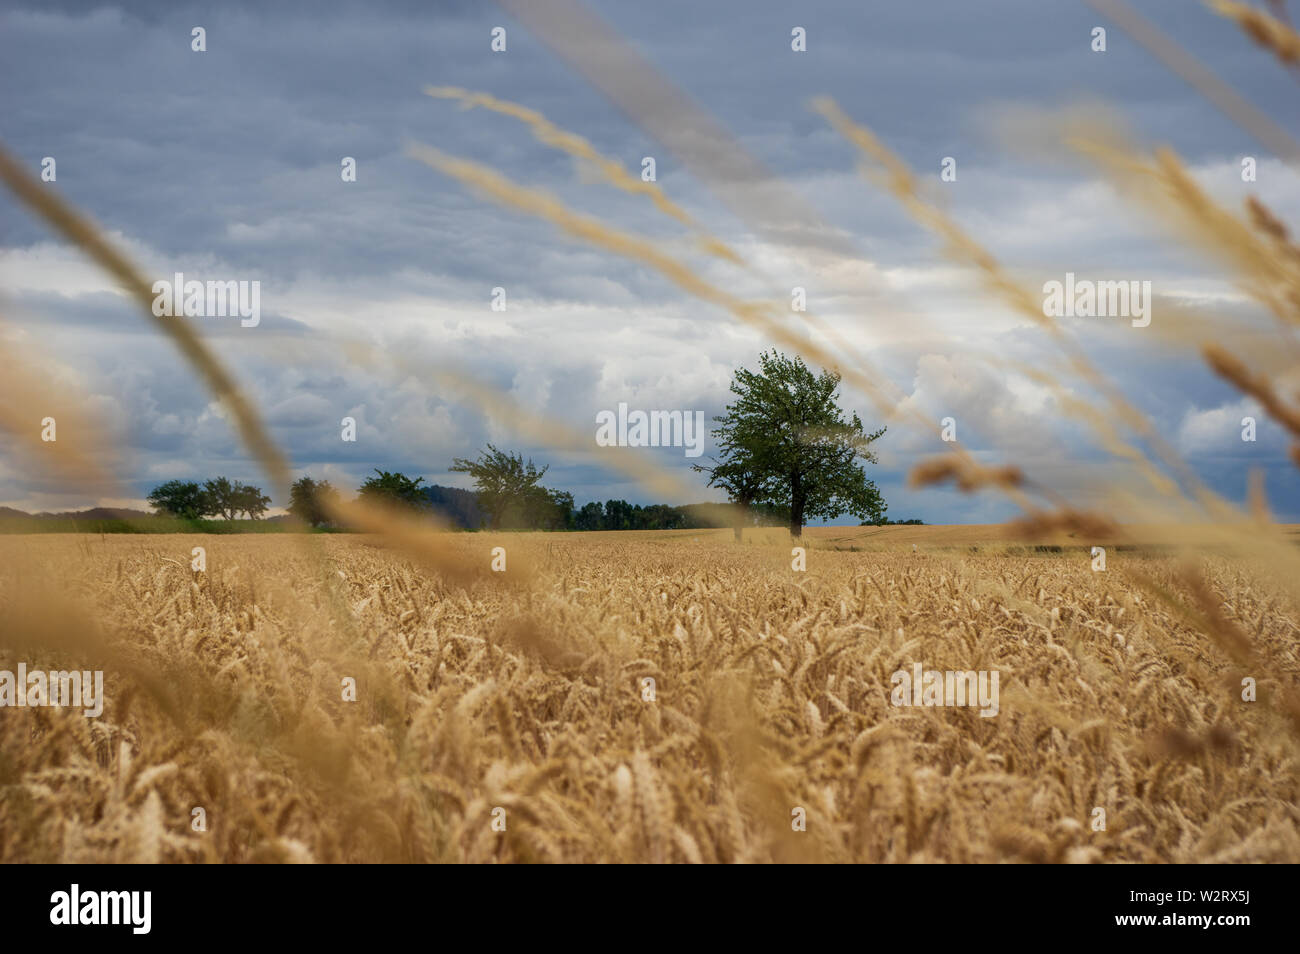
left=2, top=529, right=1297, bottom=863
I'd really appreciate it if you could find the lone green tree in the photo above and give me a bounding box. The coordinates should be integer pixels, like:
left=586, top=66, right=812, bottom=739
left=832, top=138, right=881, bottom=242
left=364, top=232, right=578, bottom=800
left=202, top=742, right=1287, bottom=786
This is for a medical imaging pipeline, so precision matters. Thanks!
left=710, top=351, right=886, bottom=539
left=288, top=476, right=339, bottom=527
left=450, top=445, right=552, bottom=529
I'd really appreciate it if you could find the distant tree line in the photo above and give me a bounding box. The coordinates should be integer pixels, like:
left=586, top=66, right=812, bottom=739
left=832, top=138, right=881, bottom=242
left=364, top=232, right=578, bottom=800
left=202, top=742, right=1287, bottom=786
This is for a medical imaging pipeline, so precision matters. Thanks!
left=277, top=457, right=798, bottom=532
left=145, top=347, right=909, bottom=537
left=144, top=462, right=854, bottom=532
left=147, top=477, right=271, bottom=520
left=570, top=500, right=791, bottom=532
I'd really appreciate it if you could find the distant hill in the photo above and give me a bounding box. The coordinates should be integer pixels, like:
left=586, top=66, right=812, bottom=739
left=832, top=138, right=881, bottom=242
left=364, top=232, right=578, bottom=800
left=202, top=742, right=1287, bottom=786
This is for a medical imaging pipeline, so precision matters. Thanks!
left=0, top=496, right=486, bottom=532
left=32, top=507, right=156, bottom=521
left=0, top=506, right=302, bottom=534
left=3, top=506, right=156, bottom=522
left=422, top=485, right=485, bottom=529
left=3, top=506, right=299, bottom=523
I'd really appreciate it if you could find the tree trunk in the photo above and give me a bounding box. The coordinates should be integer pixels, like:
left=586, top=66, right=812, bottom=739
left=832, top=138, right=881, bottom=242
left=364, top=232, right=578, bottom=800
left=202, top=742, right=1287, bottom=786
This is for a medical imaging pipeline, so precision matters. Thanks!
left=734, top=496, right=751, bottom=542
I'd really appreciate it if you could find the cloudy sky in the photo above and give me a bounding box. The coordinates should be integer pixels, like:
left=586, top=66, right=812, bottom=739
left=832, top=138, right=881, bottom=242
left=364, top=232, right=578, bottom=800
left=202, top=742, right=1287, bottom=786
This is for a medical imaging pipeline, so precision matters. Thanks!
left=2, top=0, right=1299, bottom=523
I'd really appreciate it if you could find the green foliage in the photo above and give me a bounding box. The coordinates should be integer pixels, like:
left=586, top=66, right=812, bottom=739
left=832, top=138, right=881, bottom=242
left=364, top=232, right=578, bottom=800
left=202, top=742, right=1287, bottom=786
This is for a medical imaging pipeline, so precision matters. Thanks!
left=450, top=445, right=557, bottom=530
left=288, top=477, right=339, bottom=527
left=0, top=515, right=315, bottom=534
left=708, top=350, right=887, bottom=537
left=202, top=477, right=237, bottom=519
left=693, top=455, right=779, bottom=540
left=574, top=501, right=604, bottom=531
left=567, top=499, right=738, bottom=532
left=147, top=476, right=272, bottom=522
left=146, top=480, right=208, bottom=519
left=547, top=491, right=575, bottom=531
left=232, top=483, right=271, bottom=519
left=357, top=469, right=427, bottom=509
left=200, top=476, right=271, bottom=519
left=123, top=401, right=890, bottom=538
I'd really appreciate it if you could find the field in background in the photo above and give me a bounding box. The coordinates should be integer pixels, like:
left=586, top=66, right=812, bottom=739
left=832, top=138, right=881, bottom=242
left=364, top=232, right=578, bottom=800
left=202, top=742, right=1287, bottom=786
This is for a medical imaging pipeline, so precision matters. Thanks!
left=476, top=523, right=1300, bottom=550
left=807, top=524, right=1300, bottom=550
left=2, top=531, right=1296, bottom=863
left=0, top=515, right=315, bottom=534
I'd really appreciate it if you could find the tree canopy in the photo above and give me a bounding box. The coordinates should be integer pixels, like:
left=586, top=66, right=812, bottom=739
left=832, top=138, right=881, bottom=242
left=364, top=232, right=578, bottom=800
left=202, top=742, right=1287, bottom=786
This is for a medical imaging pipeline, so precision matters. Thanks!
left=450, top=444, right=558, bottom=530
left=147, top=477, right=271, bottom=520
left=146, top=480, right=209, bottom=520
left=357, top=469, right=428, bottom=510
left=705, top=350, right=886, bottom=538
left=693, top=452, right=779, bottom=541
left=288, top=476, right=339, bottom=527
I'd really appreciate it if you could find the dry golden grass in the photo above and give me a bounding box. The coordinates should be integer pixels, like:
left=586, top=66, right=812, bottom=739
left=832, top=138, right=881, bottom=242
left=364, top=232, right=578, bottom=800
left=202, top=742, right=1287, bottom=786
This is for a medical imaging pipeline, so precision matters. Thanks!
left=2, top=531, right=1297, bottom=863
left=1210, top=0, right=1300, bottom=66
